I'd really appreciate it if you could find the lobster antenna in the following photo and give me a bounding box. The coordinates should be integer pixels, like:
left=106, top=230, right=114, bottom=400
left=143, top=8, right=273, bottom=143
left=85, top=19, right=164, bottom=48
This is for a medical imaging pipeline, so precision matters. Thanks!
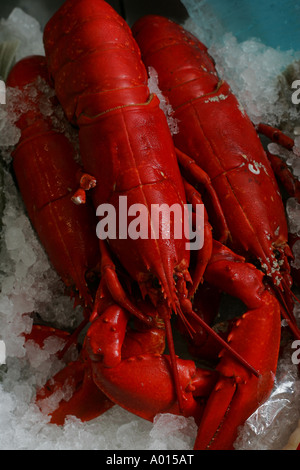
left=175, top=303, right=197, bottom=338
left=188, top=309, right=260, bottom=378
left=57, top=316, right=89, bottom=360
left=163, top=309, right=186, bottom=414
left=289, top=286, right=300, bottom=304
left=177, top=297, right=259, bottom=377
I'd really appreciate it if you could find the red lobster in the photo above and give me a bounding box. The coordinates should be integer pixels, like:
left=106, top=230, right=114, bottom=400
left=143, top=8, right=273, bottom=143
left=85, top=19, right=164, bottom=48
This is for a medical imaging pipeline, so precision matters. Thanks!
left=6, top=51, right=218, bottom=429
left=6, top=0, right=284, bottom=450
left=6, top=54, right=117, bottom=423
left=132, top=15, right=300, bottom=338
left=43, top=0, right=248, bottom=415
left=6, top=55, right=100, bottom=312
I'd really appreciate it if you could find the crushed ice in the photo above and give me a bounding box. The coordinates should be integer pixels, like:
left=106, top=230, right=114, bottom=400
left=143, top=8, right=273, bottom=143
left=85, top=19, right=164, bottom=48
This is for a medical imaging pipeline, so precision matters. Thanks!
left=0, top=3, right=299, bottom=450
left=0, top=8, right=44, bottom=71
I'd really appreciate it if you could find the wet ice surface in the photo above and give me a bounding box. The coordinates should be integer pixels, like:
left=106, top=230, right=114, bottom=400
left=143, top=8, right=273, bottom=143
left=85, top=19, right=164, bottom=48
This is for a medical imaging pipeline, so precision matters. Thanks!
left=0, top=4, right=300, bottom=450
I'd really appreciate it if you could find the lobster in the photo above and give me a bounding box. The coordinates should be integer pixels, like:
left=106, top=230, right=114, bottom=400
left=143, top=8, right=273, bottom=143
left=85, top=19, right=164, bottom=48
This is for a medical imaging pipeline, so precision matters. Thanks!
left=131, top=15, right=300, bottom=339
left=6, top=52, right=220, bottom=428
left=42, top=0, right=261, bottom=416
left=6, top=54, right=115, bottom=423
left=6, top=55, right=100, bottom=313
left=5, top=0, right=284, bottom=450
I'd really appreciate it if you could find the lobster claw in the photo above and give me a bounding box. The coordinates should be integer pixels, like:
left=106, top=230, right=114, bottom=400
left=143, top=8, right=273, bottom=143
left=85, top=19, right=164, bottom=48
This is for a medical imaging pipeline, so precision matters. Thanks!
left=194, top=293, right=280, bottom=449
left=90, top=353, right=215, bottom=423
left=193, top=241, right=282, bottom=449
left=85, top=302, right=219, bottom=424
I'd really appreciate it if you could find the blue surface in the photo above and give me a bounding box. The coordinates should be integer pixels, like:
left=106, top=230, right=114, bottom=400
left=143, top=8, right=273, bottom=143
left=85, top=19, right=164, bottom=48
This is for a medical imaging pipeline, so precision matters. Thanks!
left=182, top=0, right=300, bottom=51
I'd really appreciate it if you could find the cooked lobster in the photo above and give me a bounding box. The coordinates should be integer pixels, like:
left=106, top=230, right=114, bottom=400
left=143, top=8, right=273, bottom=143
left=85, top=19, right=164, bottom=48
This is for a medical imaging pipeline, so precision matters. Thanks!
left=132, top=15, right=300, bottom=337
left=43, top=0, right=253, bottom=415
left=6, top=54, right=116, bottom=422
left=6, top=52, right=218, bottom=427
left=6, top=55, right=100, bottom=313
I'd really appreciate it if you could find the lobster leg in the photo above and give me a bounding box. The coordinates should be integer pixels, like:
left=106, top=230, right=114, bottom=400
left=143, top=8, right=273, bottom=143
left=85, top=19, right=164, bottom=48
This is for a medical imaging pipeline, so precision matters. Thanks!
left=193, top=240, right=281, bottom=450
left=257, top=123, right=294, bottom=150
left=266, top=150, right=300, bottom=202
left=95, top=240, right=154, bottom=326
left=178, top=283, right=224, bottom=362
left=176, top=147, right=230, bottom=244
left=69, top=177, right=153, bottom=326
left=182, top=179, right=213, bottom=297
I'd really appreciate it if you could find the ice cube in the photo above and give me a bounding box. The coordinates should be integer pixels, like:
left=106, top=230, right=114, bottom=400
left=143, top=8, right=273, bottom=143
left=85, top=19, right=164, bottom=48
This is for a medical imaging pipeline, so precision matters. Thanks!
left=150, top=414, right=197, bottom=450
left=291, top=240, right=300, bottom=269
left=5, top=227, right=25, bottom=251
left=0, top=8, right=44, bottom=63
left=20, top=245, right=37, bottom=268
left=286, top=198, right=300, bottom=234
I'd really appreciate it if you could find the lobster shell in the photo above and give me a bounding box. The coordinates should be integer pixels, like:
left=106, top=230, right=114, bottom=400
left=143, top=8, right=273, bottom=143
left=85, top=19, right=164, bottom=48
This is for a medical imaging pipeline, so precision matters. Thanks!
left=7, top=55, right=100, bottom=308
left=132, top=15, right=294, bottom=312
